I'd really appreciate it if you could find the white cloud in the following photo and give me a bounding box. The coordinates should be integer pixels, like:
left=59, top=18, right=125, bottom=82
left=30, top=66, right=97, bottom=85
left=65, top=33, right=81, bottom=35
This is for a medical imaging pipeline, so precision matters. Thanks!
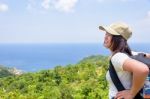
left=28, top=0, right=78, bottom=13
left=0, top=3, right=8, bottom=12
left=53, top=0, right=78, bottom=13
left=147, top=11, right=150, bottom=18
left=120, top=0, right=135, bottom=2
left=97, top=0, right=135, bottom=3
left=130, top=11, right=150, bottom=43
left=27, top=0, right=36, bottom=11
left=139, top=11, right=150, bottom=27
left=41, top=0, right=51, bottom=10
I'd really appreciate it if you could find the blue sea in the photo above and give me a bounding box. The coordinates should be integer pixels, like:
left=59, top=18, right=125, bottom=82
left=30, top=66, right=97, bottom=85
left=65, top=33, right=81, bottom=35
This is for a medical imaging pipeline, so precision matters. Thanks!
left=0, top=43, right=149, bottom=72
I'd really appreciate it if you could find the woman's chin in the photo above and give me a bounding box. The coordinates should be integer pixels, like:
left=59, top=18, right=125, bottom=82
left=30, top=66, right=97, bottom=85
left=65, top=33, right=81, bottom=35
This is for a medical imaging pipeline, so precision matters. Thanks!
left=103, top=44, right=109, bottom=49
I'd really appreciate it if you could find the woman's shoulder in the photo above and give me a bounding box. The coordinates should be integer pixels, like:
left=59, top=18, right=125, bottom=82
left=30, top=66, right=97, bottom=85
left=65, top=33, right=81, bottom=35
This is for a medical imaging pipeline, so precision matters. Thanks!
left=112, top=52, right=130, bottom=59
left=111, top=52, right=131, bottom=70
left=111, top=52, right=130, bottom=64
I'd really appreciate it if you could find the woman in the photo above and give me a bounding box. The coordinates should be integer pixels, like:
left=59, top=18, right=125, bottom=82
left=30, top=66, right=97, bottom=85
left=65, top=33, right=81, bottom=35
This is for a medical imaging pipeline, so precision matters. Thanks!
left=99, top=22, right=149, bottom=99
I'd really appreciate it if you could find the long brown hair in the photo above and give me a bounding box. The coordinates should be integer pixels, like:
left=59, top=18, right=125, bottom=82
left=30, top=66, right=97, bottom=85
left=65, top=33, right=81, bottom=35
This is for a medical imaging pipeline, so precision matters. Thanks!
left=110, top=35, right=132, bottom=56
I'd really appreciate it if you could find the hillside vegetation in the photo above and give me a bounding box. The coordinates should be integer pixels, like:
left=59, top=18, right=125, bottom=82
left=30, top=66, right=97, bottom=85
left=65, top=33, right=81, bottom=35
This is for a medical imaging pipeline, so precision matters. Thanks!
left=0, top=65, right=23, bottom=78
left=0, top=55, right=109, bottom=99
left=0, top=66, right=15, bottom=78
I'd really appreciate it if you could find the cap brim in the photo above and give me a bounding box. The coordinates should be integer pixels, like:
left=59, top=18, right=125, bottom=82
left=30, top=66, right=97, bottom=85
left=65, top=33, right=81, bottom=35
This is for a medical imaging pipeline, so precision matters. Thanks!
left=99, top=26, right=106, bottom=31
left=99, top=25, right=120, bottom=36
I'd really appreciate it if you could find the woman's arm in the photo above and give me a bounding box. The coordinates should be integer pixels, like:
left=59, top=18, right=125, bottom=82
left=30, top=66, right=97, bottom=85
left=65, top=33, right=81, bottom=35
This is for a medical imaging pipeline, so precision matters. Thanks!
left=115, top=58, right=149, bottom=99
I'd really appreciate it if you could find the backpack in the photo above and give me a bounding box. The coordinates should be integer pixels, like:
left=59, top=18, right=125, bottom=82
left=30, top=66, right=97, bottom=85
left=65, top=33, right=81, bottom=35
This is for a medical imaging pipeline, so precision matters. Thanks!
left=131, top=53, right=150, bottom=67
left=109, top=53, right=150, bottom=99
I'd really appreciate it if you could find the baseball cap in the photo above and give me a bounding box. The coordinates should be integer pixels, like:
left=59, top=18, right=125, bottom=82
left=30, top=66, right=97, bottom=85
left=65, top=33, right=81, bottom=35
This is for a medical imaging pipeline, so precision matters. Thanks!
left=99, top=22, right=132, bottom=40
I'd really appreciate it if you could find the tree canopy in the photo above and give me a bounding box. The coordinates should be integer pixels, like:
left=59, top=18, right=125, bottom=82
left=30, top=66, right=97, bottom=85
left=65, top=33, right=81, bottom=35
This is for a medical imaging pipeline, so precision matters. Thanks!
left=0, top=55, right=109, bottom=99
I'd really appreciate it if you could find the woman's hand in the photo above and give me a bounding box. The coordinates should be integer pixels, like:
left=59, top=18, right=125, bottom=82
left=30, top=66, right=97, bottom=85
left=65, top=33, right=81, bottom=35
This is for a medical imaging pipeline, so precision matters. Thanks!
left=115, top=90, right=134, bottom=99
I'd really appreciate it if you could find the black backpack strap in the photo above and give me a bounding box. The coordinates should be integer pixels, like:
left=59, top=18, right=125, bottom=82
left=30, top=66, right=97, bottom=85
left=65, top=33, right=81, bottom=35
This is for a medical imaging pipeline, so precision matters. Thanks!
left=109, top=60, right=125, bottom=91
left=109, top=60, right=143, bottom=99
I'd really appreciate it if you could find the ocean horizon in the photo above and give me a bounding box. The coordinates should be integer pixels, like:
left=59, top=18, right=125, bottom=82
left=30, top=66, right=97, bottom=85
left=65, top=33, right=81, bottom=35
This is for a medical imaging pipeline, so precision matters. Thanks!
left=0, top=43, right=149, bottom=72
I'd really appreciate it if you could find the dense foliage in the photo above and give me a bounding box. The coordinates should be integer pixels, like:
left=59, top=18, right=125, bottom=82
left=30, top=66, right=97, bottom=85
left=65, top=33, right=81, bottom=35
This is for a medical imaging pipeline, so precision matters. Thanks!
left=0, top=55, right=109, bottom=99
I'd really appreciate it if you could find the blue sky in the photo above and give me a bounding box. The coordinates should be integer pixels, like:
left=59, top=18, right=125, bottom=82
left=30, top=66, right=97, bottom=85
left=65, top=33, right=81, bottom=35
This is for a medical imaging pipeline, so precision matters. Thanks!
left=0, top=0, right=150, bottom=43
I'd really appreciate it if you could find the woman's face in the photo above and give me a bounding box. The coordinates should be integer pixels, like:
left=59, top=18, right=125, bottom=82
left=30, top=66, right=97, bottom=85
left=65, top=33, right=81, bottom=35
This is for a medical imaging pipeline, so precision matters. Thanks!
left=103, top=32, right=112, bottom=49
